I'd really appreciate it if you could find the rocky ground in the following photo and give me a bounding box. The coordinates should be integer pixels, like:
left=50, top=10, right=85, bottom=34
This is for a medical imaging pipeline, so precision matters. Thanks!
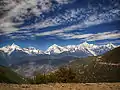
left=0, top=83, right=120, bottom=90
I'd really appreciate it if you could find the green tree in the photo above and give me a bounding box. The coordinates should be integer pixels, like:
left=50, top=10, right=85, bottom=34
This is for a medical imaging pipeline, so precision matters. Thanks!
left=54, top=66, right=77, bottom=83
left=34, top=73, right=47, bottom=84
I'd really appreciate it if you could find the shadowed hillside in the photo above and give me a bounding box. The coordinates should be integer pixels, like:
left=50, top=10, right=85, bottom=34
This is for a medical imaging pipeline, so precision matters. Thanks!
left=102, top=47, right=120, bottom=63
left=0, top=66, right=27, bottom=84
left=0, top=50, right=8, bottom=66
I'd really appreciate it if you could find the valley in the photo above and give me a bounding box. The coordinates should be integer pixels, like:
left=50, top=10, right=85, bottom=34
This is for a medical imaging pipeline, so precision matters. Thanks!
left=0, top=0, right=120, bottom=89
left=0, top=42, right=117, bottom=77
left=0, top=46, right=120, bottom=84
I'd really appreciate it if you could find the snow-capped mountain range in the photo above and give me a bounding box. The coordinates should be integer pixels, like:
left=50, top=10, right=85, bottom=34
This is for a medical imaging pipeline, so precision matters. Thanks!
left=0, top=42, right=117, bottom=57
left=0, top=43, right=44, bottom=55
left=0, top=42, right=118, bottom=77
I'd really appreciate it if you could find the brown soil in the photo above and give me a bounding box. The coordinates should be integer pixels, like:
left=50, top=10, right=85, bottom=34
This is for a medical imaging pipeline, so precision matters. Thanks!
left=0, top=83, right=120, bottom=90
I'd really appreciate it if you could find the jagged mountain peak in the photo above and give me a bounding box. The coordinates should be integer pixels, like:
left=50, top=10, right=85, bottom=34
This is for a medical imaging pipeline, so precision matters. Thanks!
left=0, top=43, right=22, bottom=55
left=0, top=42, right=117, bottom=56
left=10, top=43, right=21, bottom=49
left=106, top=42, right=116, bottom=49
left=81, top=41, right=89, bottom=46
left=49, top=44, right=61, bottom=48
left=23, top=46, right=44, bottom=55
left=0, top=43, right=44, bottom=55
left=79, top=42, right=98, bottom=49
left=46, top=44, right=68, bottom=54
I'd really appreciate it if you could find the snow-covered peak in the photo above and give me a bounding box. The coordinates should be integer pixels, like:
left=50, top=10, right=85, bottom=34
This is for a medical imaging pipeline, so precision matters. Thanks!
left=81, top=41, right=89, bottom=46
left=49, top=44, right=59, bottom=48
left=0, top=43, right=44, bottom=55
left=23, top=47, right=44, bottom=55
left=78, top=42, right=97, bottom=56
left=80, top=42, right=98, bottom=48
left=11, top=43, right=21, bottom=50
left=46, top=44, right=68, bottom=54
left=27, top=47, right=36, bottom=50
left=0, top=42, right=117, bottom=56
left=0, top=43, right=22, bottom=55
left=106, top=42, right=116, bottom=49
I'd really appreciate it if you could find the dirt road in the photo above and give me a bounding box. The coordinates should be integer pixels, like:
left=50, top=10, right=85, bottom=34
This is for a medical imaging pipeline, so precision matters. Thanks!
left=0, top=83, right=120, bottom=90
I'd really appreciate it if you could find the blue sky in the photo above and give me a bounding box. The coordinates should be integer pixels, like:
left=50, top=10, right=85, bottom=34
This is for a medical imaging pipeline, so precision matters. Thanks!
left=0, top=0, right=120, bottom=50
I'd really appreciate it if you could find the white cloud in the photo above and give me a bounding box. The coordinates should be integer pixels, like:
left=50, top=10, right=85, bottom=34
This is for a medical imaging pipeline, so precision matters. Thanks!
left=8, top=0, right=52, bottom=19
left=96, top=40, right=120, bottom=45
left=0, top=20, right=20, bottom=34
left=0, top=0, right=16, bottom=11
left=57, top=31, right=120, bottom=41
left=56, top=33, right=93, bottom=39
left=36, top=30, right=62, bottom=36
left=7, top=29, right=120, bottom=42
left=34, top=29, right=120, bottom=42
left=9, top=34, right=35, bottom=40
left=86, top=31, right=120, bottom=41
left=0, top=0, right=53, bottom=34
left=10, top=35, right=27, bottom=39
left=0, top=0, right=119, bottom=37
left=21, top=7, right=120, bottom=34
left=32, top=9, right=119, bottom=37
left=55, top=0, right=76, bottom=4
left=0, top=0, right=77, bottom=35
left=20, top=8, right=84, bottom=30
left=34, top=23, right=85, bottom=37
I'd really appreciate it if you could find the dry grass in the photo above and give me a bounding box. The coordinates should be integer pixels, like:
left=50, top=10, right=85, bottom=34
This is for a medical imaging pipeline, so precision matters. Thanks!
left=0, top=83, right=120, bottom=90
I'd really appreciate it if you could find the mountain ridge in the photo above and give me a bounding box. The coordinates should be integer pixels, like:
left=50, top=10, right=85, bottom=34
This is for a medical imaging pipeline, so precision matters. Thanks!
left=67, top=46, right=120, bottom=82
left=0, top=42, right=117, bottom=56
